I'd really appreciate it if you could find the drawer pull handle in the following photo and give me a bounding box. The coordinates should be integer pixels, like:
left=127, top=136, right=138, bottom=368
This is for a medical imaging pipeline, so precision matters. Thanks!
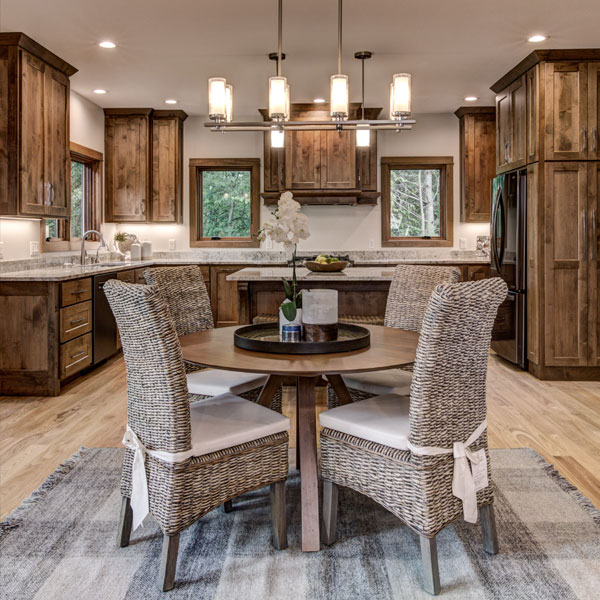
left=72, top=289, right=85, bottom=295
left=70, top=317, right=86, bottom=325
left=70, top=350, right=86, bottom=360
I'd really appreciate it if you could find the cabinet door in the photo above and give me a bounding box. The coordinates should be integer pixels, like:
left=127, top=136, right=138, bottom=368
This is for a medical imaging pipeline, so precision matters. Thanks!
left=526, top=163, right=541, bottom=365
left=320, top=130, right=356, bottom=189
left=105, top=116, right=150, bottom=222
left=263, top=132, right=284, bottom=191
left=544, top=162, right=589, bottom=366
left=285, top=131, right=321, bottom=189
left=210, top=265, right=241, bottom=327
left=588, top=62, right=600, bottom=160
left=44, top=66, right=69, bottom=218
left=589, top=162, right=599, bottom=365
left=508, top=75, right=526, bottom=168
left=526, top=65, right=540, bottom=163
left=19, top=51, right=46, bottom=215
left=357, top=131, right=377, bottom=191
left=152, top=117, right=181, bottom=222
left=495, top=88, right=511, bottom=171
left=544, top=62, right=588, bottom=160
left=460, top=113, right=495, bottom=222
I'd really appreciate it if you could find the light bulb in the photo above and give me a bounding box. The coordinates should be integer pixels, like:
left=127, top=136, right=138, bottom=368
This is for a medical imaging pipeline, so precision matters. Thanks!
left=269, top=77, right=287, bottom=120
left=208, top=78, right=227, bottom=120
left=271, top=129, right=284, bottom=148
left=330, top=74, right=349, bottom=119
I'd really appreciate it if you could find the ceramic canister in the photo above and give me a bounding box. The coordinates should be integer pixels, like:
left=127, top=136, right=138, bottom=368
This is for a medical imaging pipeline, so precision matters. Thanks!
left=130, top=243, right=142, bottom=261
left=141, top=241, right=153, bottom=259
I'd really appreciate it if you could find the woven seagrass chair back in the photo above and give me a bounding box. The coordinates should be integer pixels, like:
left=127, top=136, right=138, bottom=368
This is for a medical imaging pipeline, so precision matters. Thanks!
left=103, top=279, right=192, bottom=454
left=143, top=266, right=214, bottom=336
left=408, top=277, right=507, bottom=449
left=384, top=265, right=462, bottom=331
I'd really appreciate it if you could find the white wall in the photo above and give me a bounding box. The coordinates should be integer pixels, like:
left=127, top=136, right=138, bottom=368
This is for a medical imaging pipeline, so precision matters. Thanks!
left=0, top=91, right=105, bottom=261
left=2, top=103, right=490, bottom=261
left=103, top=112, right=489, bottom=254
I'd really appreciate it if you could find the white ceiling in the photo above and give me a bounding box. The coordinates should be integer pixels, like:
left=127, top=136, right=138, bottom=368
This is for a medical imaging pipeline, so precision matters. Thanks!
left=1, top=0, right=599, bottom=116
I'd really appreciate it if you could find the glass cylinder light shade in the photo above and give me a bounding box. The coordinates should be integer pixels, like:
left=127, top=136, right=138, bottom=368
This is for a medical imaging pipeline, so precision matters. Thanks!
left=269, top=76, right=287, bottom=120
left=271, top=128, right=284, bottom=148
left=302, top=290, right=338, bottom=325
left=208, top=77, right=227, bottom=120
left=356, top=124, right=370, bottom=147
left=392, top=73, right=412, bottom=116
left=284, top=84, right=290, bottom=121
left=330, top=74, right=349, bottom=119
left=225, top=84, right=233, bottom=122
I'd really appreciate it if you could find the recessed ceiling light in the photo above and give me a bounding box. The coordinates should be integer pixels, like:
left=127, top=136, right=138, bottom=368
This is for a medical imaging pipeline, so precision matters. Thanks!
left=464, top=96, right=479, bottom=102
left=528, top=34, right=547, bottom=43
left=93, top=89, right=107, bottom=94
left=165, top=99, right=178, bottom=104
left=313, top=97, right=326, bottom=103
left=98, top=41, right=116, bottom=49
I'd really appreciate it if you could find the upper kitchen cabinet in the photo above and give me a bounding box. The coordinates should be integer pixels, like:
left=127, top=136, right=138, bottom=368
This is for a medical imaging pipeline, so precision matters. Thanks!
left=104, top=108, right=187, bottom=222
left=495, top=75, right=526, bottom=173
left=104, top=109, right=152, bottom=222
left=455, top=106, right=496, bottom=222
left=151, top=110, right=187, bottom=223
left=261, top=103, right=380, bottom=205
left=0, top=33, right=76, bottom=218
left=588, top=62, right=600, bottom=160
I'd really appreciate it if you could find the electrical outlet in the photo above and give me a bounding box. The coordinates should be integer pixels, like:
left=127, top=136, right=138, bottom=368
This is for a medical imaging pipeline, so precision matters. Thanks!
left=168, top=239, right=176, bottom=251
left=368, top=239, right=375, bottom=249
left=30, top=241, right=40, bottom=255
left=459, top=238, right=467, bottom=250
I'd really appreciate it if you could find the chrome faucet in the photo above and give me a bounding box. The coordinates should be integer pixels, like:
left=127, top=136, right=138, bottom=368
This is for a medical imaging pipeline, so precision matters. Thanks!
left=81, top=230, right=106, bottom=265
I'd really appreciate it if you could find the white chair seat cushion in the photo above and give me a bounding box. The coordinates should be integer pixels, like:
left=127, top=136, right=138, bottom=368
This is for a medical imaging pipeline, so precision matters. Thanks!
left=318, top=393, right=410, bottom=451
left=186, top=369, right=268, bottom=396
left=342, top=368, right=412, bottom=396
left=189, top=393, right=290, bottom=456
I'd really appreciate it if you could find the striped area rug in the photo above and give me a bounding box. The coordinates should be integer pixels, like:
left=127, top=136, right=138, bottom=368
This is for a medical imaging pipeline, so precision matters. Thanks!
left=1, top=448, right=598, bottom=599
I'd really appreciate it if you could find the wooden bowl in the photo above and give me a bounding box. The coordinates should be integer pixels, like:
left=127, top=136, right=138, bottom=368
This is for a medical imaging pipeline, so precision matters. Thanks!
left=304, top=260, right=349, bottom=272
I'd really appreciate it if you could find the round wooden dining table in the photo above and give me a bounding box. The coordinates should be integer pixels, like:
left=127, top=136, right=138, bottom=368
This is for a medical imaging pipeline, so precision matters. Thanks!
left=179, top=324, right=420, bottom=552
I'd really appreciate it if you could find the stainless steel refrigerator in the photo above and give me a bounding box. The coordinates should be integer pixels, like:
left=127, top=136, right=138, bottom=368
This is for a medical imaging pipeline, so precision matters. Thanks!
left=490, top=168, right=527, bottom=369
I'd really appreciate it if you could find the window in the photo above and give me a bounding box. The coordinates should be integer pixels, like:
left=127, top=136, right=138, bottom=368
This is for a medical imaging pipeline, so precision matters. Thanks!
left=189, top=158, right=260, bottom=247
left=381, top=157, right=454, bottom=247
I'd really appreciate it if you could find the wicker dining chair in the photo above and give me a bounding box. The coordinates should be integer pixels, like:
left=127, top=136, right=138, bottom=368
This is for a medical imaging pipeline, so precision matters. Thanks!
left=144, top=266, right=281, bottom=412
left=319, top=277, right=508, bottom=595
left=104, top=280, right=290, bottom=591
left=331, top=265, right=462, bottom=408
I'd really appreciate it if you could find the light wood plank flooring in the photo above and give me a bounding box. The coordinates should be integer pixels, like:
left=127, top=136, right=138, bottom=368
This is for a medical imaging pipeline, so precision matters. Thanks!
left=1, top=354, right=599, bottom=519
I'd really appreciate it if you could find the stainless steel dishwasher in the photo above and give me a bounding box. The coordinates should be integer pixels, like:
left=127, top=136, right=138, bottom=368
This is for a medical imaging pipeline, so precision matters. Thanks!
left=93, top=273, right=118, bottom=364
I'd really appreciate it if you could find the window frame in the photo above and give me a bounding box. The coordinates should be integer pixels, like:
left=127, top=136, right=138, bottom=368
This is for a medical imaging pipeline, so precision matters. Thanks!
left=41, top=142, right=103, bottom=252
left=381, top=156, right=454, bottom=247
left=189, top=158, right=260, bottom=248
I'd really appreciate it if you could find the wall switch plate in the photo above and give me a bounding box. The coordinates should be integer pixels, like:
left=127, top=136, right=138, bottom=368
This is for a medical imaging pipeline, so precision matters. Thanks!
left=168, top=239, right=176, bottom=251
left=459, top=238, right=467, bottom=249
left=30, top=241, right=40, bottom=255
left=368, top=239, right=375, bottom=249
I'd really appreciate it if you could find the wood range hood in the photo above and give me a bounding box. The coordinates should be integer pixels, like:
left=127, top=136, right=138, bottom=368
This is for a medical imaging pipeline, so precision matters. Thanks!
left=260, top=103, right=381, bottom=206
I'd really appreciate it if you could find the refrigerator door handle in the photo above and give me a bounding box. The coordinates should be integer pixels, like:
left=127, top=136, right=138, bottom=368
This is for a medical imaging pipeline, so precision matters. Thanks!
left=491, top=186, right=502, bottom=273
left=498, top=189, right=507, bottom=269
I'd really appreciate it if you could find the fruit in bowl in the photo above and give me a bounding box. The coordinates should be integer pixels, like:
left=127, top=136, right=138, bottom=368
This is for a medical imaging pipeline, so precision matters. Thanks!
left=305, top=255, right=349, bottom=272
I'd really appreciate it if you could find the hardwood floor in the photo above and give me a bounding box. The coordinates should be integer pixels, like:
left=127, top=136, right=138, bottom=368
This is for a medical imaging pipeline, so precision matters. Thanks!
left=1, top=353, right=599, bottom=520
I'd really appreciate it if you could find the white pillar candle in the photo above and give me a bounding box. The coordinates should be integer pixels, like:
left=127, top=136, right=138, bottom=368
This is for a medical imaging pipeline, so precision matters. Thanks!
left=302, top=290, right=338, bottom=325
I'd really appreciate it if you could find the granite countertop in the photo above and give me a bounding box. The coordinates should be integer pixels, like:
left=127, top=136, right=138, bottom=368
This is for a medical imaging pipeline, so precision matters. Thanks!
left=0, top=252, right=490, bottom=282
left=229, top=267, right=398, bottom=281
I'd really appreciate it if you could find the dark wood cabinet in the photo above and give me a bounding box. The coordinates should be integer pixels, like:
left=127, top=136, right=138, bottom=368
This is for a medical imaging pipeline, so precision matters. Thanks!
left=210, top=265, right=243, bottom=328
left=152, top=110, right=186, bottom=223
left=589, top=63, right=600, bottom=160
left=104, top=108, right=187, bottom=223
left=455, top=107, right=495, bottom=222
left=262, top=103, right=379, bottom=205
left=495, top=75, right=526, bottom=173
left=104, top=109, right=152, bottom=222
left=0, top=34, right=75, bottom=218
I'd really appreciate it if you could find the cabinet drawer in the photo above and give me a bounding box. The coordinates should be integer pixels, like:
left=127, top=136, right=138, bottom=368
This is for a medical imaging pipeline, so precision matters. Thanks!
left=60, top=301, right=92, bottom=342
left=60, top=332, right=92, bottom=379
left=117, top=269, right=136, bottom=283
left=134, top=268, right=148, bottom=284
left=60, top=278, right=92, bottom=307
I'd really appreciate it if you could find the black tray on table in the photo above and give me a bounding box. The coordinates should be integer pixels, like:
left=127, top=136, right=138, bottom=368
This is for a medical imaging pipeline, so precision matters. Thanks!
left=233, top=323, right=371, bottom=355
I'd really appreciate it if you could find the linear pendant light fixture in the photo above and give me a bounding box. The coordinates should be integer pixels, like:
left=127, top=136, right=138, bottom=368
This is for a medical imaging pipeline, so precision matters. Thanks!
left=206, top=0, right=415, bottom=133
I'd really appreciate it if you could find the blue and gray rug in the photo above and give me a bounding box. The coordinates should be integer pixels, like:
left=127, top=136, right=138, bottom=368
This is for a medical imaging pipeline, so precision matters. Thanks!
left=1, top=448, right=598, bottom=599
